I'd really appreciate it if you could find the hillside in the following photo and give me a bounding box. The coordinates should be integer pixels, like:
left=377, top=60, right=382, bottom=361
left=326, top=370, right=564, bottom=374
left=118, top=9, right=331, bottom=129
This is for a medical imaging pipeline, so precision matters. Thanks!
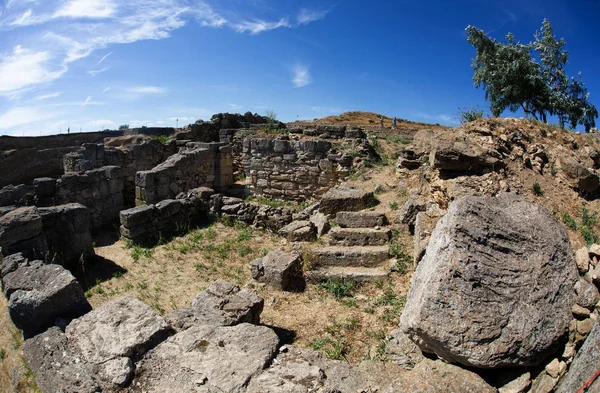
left=288, top=110, right=450, bottom=130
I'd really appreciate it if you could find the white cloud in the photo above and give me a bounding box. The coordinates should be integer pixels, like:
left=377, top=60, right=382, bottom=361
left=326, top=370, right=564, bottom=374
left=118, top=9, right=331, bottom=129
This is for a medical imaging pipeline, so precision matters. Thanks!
left=0, top=46, right=66, bottom=95
left=87, top=66, right=111, bottom=77
left=97, top=51, right=113, bottom=64
left=102, top=86, right=110, bottom=93
left=233, top=18, right=290, bottom=34
left=292, top=64, right=311, bottom=88
left=228, top=103, right=242, bottom=110
left=54, top=0, right=117, bottom=19
left=0, top=106, right=55, bottom=130
left=414, top=112, right=458, bottom=125
left=297, top=8, right=329, bottom=25
left=35, top=92, right=62, bottom=100
left=127, top=86, right=165, bottom=94
left=81, top=96, right=92, bottom=106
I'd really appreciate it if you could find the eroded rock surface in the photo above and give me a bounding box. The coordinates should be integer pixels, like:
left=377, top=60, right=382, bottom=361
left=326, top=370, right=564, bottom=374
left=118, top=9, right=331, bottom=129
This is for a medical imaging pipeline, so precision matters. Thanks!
left=401, top=194, right=578, bottom=368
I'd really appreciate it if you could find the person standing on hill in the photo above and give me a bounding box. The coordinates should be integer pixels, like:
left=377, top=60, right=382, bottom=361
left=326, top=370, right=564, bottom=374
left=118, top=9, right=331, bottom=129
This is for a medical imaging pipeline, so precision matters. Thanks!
left=392, top=117, right=397, bottom=129
left=380, top=116, right=384, bottom=128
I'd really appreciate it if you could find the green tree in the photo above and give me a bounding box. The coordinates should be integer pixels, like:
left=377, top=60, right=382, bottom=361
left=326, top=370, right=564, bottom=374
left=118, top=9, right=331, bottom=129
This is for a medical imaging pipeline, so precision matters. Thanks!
left=466, top=19, right=597, bottom=131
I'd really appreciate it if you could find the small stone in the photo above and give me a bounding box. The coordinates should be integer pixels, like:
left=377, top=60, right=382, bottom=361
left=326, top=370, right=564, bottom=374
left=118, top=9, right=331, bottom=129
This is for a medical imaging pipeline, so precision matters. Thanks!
left=562, top=343, right=575, bottom=360
left=545, top=358, right=560, bottom=378
left=498, top=372, right=531, bottom=393
left=589, top=244, right=600, bottom=257
left=577, top=318, right=594, bottom=336
left=576, top=247, right=590, bottom=274
left=575, top=278, right=600, bottom=309
left=572, top=304, right=591, bottom=319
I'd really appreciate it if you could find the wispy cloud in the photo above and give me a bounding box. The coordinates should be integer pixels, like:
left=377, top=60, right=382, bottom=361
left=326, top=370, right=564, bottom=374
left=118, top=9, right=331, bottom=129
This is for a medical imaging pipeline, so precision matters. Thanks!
left=233, top=18, right=290, bottom=34
left=0, top=106, right=56, bottom=130
left=53, top=0, right=117, bottom=19
left=292, top=64, right=311, bottom=88
left=81, top=96, right=92, bottom=106
left=87, top=66, right=111, bottom=77
left=127, top=86, right=165, bottom=94
left=102, top=86, right=110, bottom=93
left=97, top=51, right=113, bottom=65
left=297, top=8, right=329, bottom=25
left=0, top=46, right=66, bottom=95
left=35, top=92, right=62, bottom=100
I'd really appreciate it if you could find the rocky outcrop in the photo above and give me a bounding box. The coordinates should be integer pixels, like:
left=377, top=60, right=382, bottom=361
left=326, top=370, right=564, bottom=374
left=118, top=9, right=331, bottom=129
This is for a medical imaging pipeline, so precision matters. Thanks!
left=251, top=250, right=304, bottom=291
left=401, top=194, right=578, bottom=368
left=386, top=359, right=496, bottom=393
left=165, top=280, right=264, bottom=331
left=3, top=260, right=91, bottom=337
left=278, top=220, right=316, bottom=242
left=556, top=319, right=600, bottom=393
left=132, top=323, right=279, bottom=393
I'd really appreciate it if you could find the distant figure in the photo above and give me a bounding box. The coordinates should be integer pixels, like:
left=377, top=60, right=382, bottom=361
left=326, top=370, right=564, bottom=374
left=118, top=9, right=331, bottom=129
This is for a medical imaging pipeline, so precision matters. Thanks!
left=67, top=127, right=70, bottom=134
left=380, top=116, right=384, bottom=128
left=392, top=117, right=397, bottom=129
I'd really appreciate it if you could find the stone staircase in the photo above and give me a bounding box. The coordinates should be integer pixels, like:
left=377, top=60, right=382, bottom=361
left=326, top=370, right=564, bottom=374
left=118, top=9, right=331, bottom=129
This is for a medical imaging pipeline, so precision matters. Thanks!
left=306, top=211, right=392, bottom=283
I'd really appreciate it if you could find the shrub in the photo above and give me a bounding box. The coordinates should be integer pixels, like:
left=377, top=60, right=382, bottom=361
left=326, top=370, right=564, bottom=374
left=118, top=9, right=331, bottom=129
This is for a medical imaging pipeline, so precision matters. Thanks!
left=318, top=279, right=357, bottom=300
left=533, top=182, right=544, bottom=196
left=458, top=105, right=485, bottom=124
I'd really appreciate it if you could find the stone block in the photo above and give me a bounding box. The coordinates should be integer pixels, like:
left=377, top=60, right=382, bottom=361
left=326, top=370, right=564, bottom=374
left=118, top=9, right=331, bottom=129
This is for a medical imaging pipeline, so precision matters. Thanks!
left=251, top=250, right=304, bottom=291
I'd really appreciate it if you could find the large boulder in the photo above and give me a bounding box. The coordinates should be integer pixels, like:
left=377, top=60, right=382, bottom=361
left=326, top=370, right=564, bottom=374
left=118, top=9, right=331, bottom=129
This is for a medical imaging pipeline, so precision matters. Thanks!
left=556, top=319, right=600, bottom=393
left=39, top=203, right=94, bottom=265
left=3, top=262, right=91, bottom=337
left=319, top=185, right=376, bottom=215
left=251, top=250, right=305, bottom=291
left=65, top=296, right=172, bottom=364
left=400, top=194, right=578, bottom=368
left=165, top=280, right=264, bottom=331
left=22, top=327, right=100, bottom=393
left=132, top=323, right=279, bottom=393
left=556, top=153, right=600, bottom=193
left=278, top=220, right=316, bottom=242
left=0, top=206, right=47, bottom=258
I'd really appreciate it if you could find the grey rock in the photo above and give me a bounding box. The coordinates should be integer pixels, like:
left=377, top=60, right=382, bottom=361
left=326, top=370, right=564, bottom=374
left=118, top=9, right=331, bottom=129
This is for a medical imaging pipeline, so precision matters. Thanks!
left=556, top=318, right=600, bottom=393
left=96, top=357, right=134, bottom=387
left=557, top=154, right=600, bottom=193
left=319, top=186, right=376, bottom=215
left=39, top=203, right=94, bottom=265
left=336, top=211, right=388, bottom=228
left=530, top=373, right=558, bottom=393
left=386, top=359, right=496, bottom=393
left=328, top=227, right=391, bottom=246
left=133, top=323, right=279, bottom=393
left=413, top=211, right=440, bottom=265
left=385, top=329, right=425, bottom=369
left=396, top=197, right=426, bottom=226
left=309, top=212, right=330, bottom=237
left=4, top=263, right=91, bottom=337
left=310, top=245, right=389, bottom=267
left=401, top=194, right=578, bottom=368
left=165, top=280, right=264, bottom=331
left=498, top=372, right=531, bottom=393
left=248, top=345, right=401, bottom=393
left=120, top=204, right=156, bottom=227
left=575, top=278, right=600, bottom=309
left=576, top=247, right=590, bottom=275
left=572, top=304, right=592, bottom=319
left=0, top=252, right=25, bottom=279
left=22, top=327, right=100, bottom=393
left=278, top=220, right=316, bottom=242
left=0, top=206, right=47, bottom=258
left=65, top=296, right=172, bottom=364
left=251, top=250, right=304, bottom=291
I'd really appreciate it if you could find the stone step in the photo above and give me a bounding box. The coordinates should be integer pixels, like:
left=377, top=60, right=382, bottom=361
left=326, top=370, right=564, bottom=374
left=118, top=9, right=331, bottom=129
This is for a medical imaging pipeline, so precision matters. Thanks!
left=336, top=211, right=388, bottom=228
left=306, top=266, right=390, bottom=283
left=309, top=246, right=389, bottom=268
left=328, top=227, right=391, bottom=246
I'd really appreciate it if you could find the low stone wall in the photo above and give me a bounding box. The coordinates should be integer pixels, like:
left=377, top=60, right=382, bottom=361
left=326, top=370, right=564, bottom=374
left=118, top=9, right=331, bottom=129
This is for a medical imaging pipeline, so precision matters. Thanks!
left=0, top=131, right=123, bottom=151
left=135, top=143, right=233, bottom=205
left=120, top=188, right=213, bottom=244
left=242, top=137, right=349, bottom=200
left=55, top=166, right=125, bottom=229
left=0, top=204, right=94, bottom=264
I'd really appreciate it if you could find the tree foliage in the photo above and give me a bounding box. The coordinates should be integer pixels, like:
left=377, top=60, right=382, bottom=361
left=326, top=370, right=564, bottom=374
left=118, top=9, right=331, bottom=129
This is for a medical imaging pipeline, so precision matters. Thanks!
left=466, top=19, right=597, bottom=131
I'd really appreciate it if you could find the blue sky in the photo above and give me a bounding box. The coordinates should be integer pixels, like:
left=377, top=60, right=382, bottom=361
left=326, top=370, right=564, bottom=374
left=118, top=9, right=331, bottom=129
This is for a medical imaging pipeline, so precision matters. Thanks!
left=0, top=0, right=598, bottom=136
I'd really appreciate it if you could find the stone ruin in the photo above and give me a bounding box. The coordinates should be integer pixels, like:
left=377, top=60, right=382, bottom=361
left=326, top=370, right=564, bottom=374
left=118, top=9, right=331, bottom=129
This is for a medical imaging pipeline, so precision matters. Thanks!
left=1, top=114, right=600, bottom=392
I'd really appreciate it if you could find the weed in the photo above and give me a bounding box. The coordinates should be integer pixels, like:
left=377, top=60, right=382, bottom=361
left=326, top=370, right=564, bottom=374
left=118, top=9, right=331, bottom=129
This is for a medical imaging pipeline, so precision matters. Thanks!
left=562, top=212, right=577, bottom=230
left=533, top=182, right=544, bottom=196
left=131, top=245, right=152, bottom=261
left=580, top=205, right=599, bottom=246
left=137, top=281, right=148, bottom=290
left=206, top=227, right=217, bottom=241
left=582, top=226, right=599, bottom=246
left=318, top=279, right=357, bottom=300
left=92, top=241, right=97, bottom=248
left=124, top=282, right=134, bottom=290
left=238, top=244, right=252, bottom=257
left=236, top=226, right=253, bottom=242
left=94, top=286, right=105, bottom=295
left=343, top=316, right=360, bottom=330
left=112, top=271, right=123, bottom=279
left=149, top=135, right=174, bottom=144
left=309, top=337, right=347, bottom=360
left=0, top=347, right=5, bottom=360
left=458, top=105, right=486, bottom=124
left=343, top=298, right=357, bottom=308
left=389, top=201, right=399, bottom=210
left=388, top=241, right=411, bottom=274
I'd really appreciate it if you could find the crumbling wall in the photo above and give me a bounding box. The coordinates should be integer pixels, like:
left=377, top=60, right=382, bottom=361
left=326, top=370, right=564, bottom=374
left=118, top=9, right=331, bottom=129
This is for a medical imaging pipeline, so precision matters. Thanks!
left=55, top=166, right=124, bottom=229
left=135, top=143, right=232, bottom=205
left=242, top=138, right=347, bottom=200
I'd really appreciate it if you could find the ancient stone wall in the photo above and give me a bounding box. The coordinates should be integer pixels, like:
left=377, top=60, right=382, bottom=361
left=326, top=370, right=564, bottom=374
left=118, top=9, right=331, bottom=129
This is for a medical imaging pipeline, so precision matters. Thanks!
left=55, top=166, right=125, bottom=229
left=135, top=143, right=233, bottom=205
left=242, top=137, right=345, bottom=200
